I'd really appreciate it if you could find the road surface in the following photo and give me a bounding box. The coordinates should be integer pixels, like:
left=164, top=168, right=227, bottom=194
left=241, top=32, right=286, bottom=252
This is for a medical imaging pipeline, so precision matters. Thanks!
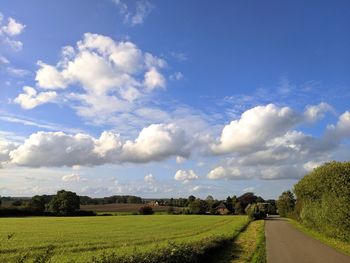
left=265, top=215, right=350, bottom=263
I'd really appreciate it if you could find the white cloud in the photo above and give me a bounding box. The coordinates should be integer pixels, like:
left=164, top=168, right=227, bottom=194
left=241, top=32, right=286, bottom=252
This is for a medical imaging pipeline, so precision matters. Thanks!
left=120, top=124, right=190, bottom=163
left=0, top=13, right=25, bottom=51
left=112, top=0, right=154, bottom=26
left=35, top=62, right=67, bottom=89
left=8, top=123, right=189, bottom=167
left=0, top=140, right=16, bottom=166
left=170, top=72, right=184, bottom=81
left=207, top=107, right=350, bottom=180
left=304, top=102, right=333, bottom=123
left=174, top=169, right=199, bottom=184
left=144, top=173, right=155, bottom=183
left=212, top=104, right=300, bottom=154
left=62, top=173, right=80, bottom=182
left=176, top=156, right=186, bottom=164
left=1, top=17, right=26, bottom=36
left=144, top=67, right=166, bottom=91
left=21, top=33, right=167, bottom=125
left=14, top=86, right=57, bottom=109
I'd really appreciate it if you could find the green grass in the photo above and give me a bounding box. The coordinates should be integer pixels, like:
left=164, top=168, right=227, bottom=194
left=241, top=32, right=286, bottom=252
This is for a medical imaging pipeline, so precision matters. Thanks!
left=250, top=220, right=266, bottom=263
left=208, top=220, right=266, bottom=263
left=0, top=215, right=248, bottom=262
left=288, top=219, right=350, bottom=257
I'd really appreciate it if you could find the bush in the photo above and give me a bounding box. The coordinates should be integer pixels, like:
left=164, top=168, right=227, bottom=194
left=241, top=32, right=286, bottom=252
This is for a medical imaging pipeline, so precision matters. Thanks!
left=48, top=190, right=80, bottom=215
left=294, top=161, right=350, bottom=242
left=247, top=204, right=266, bottom=221
left=139, top=205, right=153, bottom=215
left=90, top=237, right=229, bottom=263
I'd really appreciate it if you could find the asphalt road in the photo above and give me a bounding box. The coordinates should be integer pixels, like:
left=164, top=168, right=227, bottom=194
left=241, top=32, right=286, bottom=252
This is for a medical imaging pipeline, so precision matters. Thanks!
left=265, top=215, right=350, bottom=263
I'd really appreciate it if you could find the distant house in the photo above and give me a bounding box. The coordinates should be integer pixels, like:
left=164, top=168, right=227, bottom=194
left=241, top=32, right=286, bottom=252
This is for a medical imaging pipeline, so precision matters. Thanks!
left=216, top=202, right=230, bottom=215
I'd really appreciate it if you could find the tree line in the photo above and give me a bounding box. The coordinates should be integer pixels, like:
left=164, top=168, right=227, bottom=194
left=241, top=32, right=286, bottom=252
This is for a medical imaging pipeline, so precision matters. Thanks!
left=276, top=161, right=350, bottom=242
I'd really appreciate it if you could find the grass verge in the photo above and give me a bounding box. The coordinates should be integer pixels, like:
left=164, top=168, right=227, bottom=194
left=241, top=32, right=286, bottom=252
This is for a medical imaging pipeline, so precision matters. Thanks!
left=211, top=220, right=266, bottom=263
left=288, top=219, right=350, bottom=256
left=250, top=220, right=266, bottom=263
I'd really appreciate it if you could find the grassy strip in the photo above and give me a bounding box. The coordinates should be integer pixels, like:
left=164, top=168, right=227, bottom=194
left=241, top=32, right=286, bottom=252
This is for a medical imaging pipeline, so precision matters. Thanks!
left=288, top=219, right=350, bottom=256
left=210, top=220, right=266, bottom=263
left=250, top=221, right=266, bottom=263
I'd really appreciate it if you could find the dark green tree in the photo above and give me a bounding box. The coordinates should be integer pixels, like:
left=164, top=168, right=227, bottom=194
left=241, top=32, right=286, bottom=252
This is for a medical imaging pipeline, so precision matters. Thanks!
left=28, top=195, right=46, bottom=212
left=48, top=190, right=80, bottom=215
left=188, top=199, right=208, bottom=214
left=188, top=195, right=196, bottom=203
left=277, top=190, right=295, bottom=217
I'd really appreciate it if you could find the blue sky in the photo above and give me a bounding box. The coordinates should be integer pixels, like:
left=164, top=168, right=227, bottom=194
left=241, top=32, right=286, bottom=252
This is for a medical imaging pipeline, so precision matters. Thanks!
left=0, top=0, right=349, bottom=199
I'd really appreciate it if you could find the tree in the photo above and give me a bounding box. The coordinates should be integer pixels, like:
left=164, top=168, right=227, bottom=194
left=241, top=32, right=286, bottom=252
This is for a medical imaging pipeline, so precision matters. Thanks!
left=12, top=200, right=23, bottom=207
left=188, top=199, right=208, bottom=214
left=225, top=196, right=233, bottom=213
left=234, top=201, right=244, bottom=214
left=139, top=205, right=153, bottom=215
left=188, top=195, right=196, bottom=203
left=28, top=195, right=46, bottom=212
left=48, top=190, right=80, bottom=215
left=237, top=192, right=257, bottom=208
left=277, top=190, right=295, bottom=217
left=294, top=161, right=350, bottom=242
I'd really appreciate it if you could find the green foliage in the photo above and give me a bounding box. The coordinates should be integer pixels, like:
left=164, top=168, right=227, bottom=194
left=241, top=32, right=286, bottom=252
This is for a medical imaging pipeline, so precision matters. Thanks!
left=250, top=221, right=266, bottom=263
left=28, top=195, right=46, bottom=212
left=139, top=205, right=154, bottom=215
left=90, top=237, right=229, bottom=263
left=276, top=190, right=295, bottom=217
left=294, top=161, right=350, bottom=242
left=12, top=200, right=23, bottom=207
left=48, top=190, right=80, bottom=215
left=247, top=204, right=266, bottom=221
left=188, top=199, right=208, bottom=214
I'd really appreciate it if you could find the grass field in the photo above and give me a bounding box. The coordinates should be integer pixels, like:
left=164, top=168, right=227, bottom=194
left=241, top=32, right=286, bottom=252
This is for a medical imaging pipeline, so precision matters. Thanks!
left=0, top=215, right=248, bottom=262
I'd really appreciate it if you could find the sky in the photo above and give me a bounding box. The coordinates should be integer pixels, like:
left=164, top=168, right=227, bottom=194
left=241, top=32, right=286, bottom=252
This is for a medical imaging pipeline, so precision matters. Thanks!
left=0, top=0, right=349, bottom=199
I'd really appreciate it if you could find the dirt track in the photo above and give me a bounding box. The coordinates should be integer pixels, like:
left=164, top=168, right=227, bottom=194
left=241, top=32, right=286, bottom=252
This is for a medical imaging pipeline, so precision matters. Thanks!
left=265, top=215, right=350, bottom=263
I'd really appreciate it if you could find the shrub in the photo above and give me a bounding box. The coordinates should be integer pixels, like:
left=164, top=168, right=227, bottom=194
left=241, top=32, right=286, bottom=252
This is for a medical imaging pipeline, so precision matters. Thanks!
left=276, top=191, right=295, bottom=217
left=90, top=237, right=229, bottom=263
left=139, top=205, right=153, bottom=215
left=247, top=204, right=266, bottom=221
left=294, top=161, right=350, bottom=242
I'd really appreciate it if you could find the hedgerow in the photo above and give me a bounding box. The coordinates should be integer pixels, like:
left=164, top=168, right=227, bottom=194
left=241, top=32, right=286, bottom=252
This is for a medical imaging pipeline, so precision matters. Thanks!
left=90, top=237, right=230, bottom=263
left=293, top=161, right=350, bottom=242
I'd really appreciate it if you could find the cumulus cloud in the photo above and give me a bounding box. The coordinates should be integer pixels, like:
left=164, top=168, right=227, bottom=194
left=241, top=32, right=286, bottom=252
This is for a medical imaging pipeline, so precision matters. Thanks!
left=0, top=13, right=25, bottom=51
left=8, top=123, right=189, bottom=167
left=212, top=104, right=300, bottom=154
left=207, top=107, right=350, bottom=180
left=120, top=124, right=190, bottom=163
left=304, top=102, right=333, bottom=123
left=0, top=140, right=16, bottom=166
left=174, top=169, right=199, bottom=184
left=143, top=67, right=166, bottom=91
left=20, top=33, right=167, bottom=124
left=1, top=17, right=26, bottom=36
left=14, top=86, right=57, bottom=109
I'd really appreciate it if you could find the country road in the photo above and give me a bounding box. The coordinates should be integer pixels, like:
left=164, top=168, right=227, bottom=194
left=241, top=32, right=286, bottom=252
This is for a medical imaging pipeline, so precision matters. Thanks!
left=265, top=216, right=350, bottom=263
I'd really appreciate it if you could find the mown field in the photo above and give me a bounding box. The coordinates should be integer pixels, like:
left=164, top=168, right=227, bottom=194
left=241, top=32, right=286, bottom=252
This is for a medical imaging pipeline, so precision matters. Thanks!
left=0, top=215, right=248, bottom=262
